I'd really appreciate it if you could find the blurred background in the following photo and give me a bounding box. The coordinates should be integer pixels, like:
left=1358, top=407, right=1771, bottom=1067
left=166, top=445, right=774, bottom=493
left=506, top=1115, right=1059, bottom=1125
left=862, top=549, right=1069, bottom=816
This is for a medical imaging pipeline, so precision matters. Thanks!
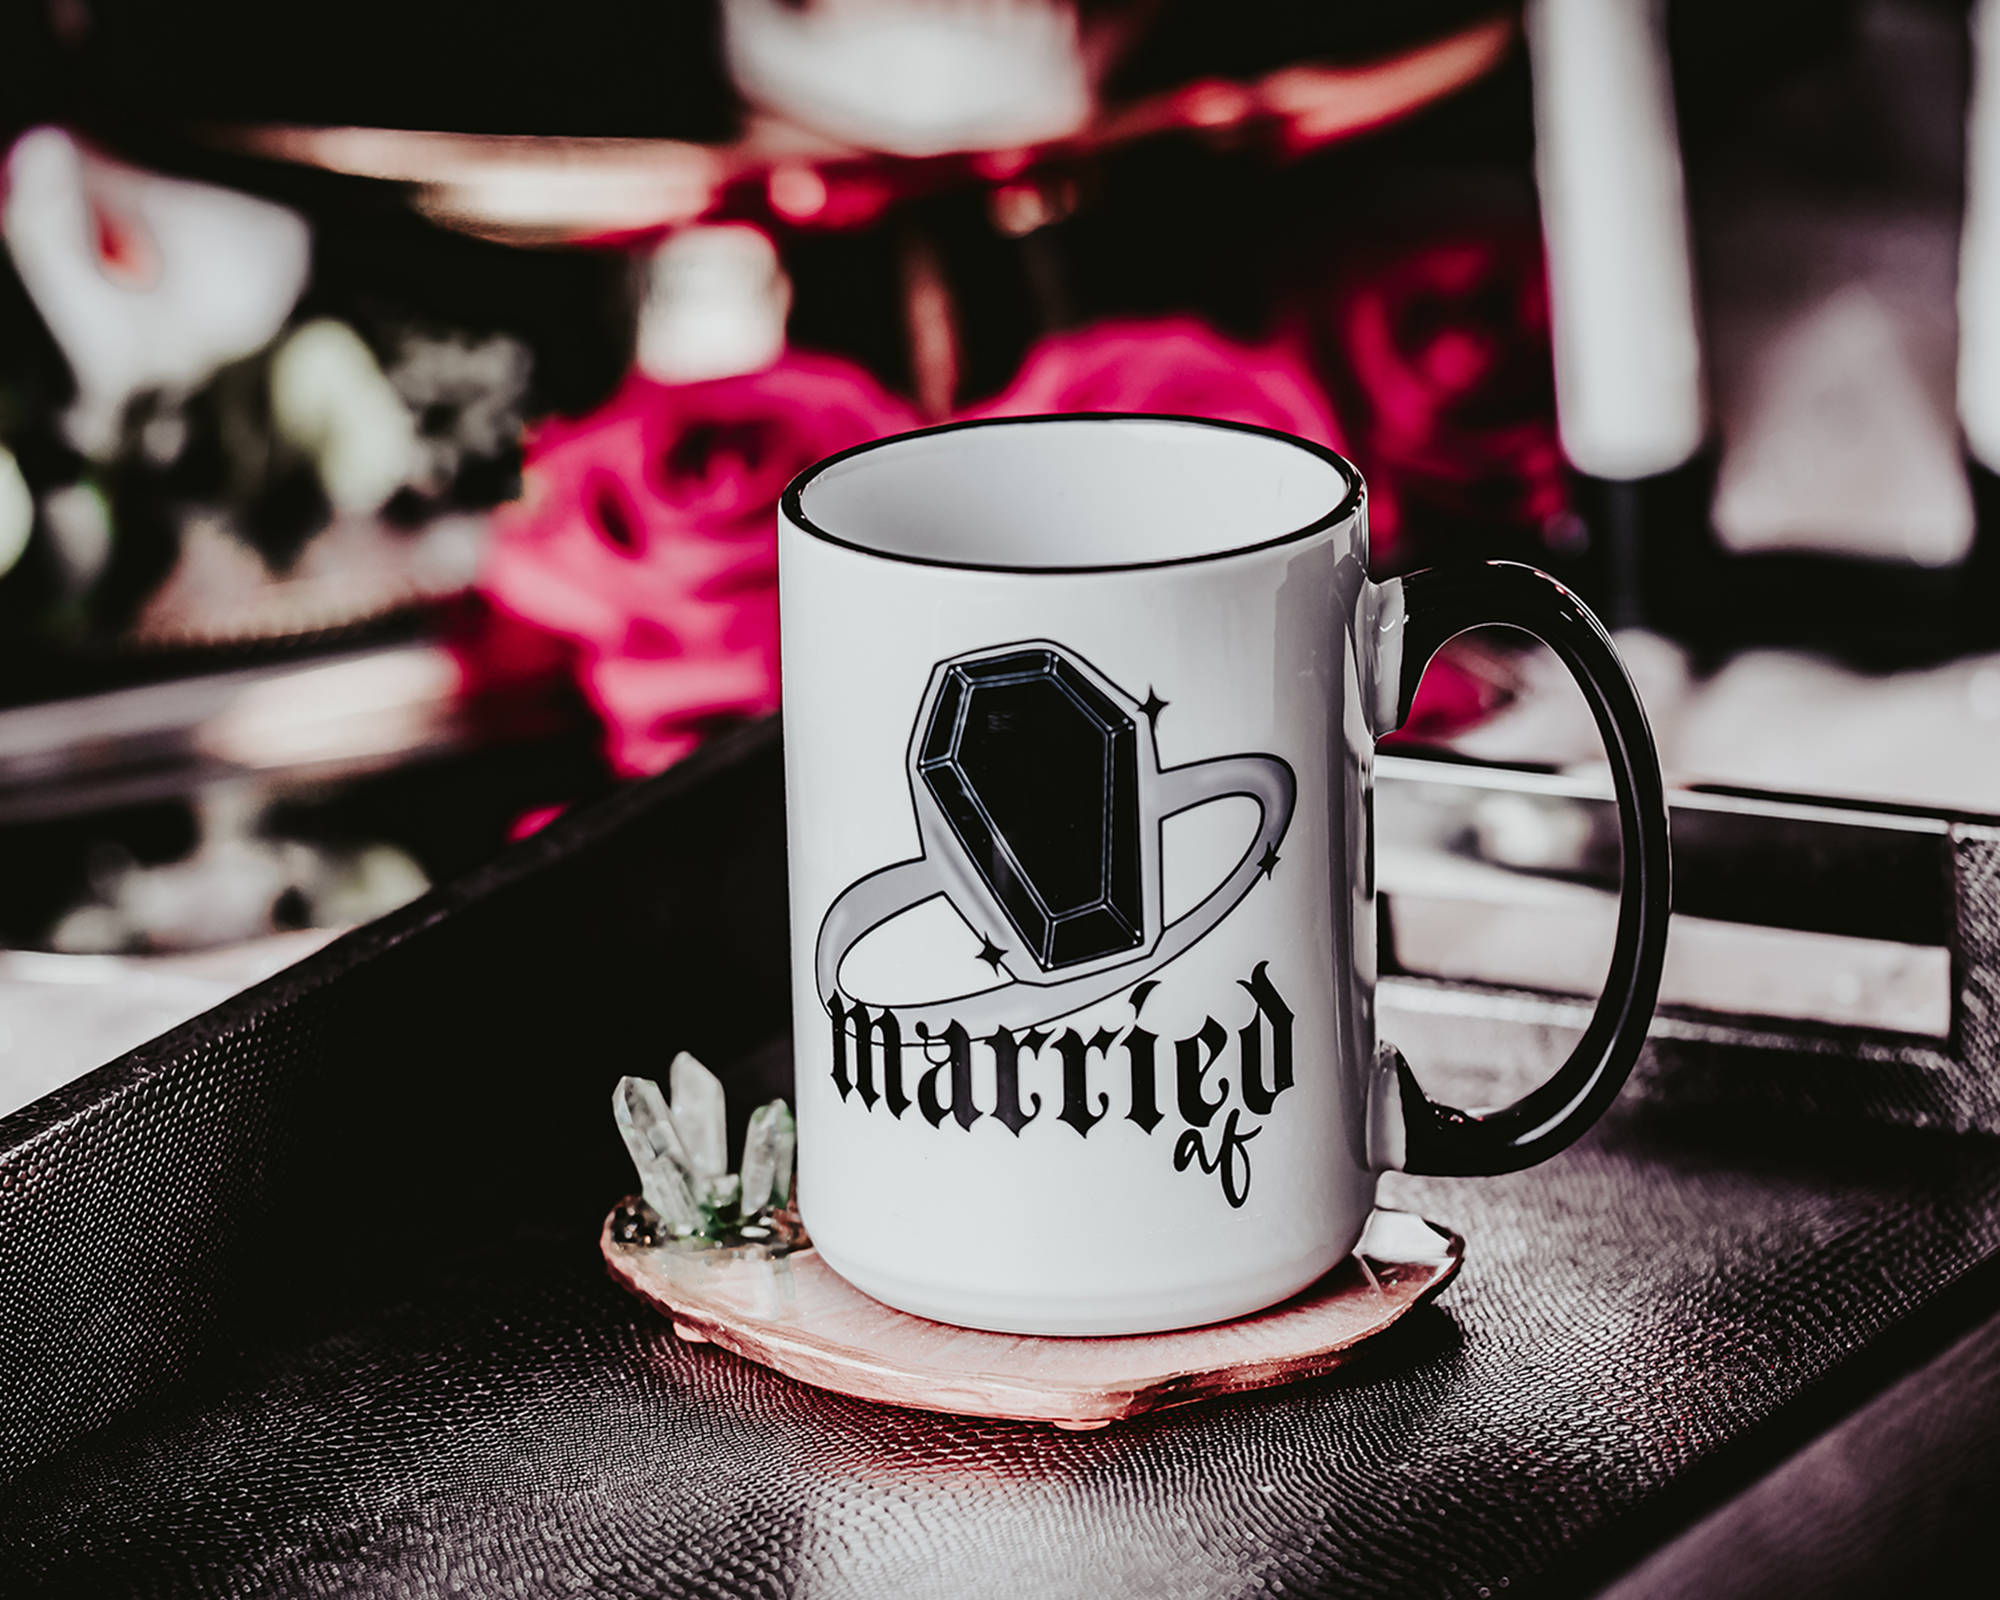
left=0, top=0, right=1994, bottom=1114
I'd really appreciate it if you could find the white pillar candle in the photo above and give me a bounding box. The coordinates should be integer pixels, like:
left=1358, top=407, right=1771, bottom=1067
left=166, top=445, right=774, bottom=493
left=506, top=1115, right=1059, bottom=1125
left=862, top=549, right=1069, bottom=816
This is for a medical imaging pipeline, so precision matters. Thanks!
left=1527, top=0, right=1706, bottom=481
left=1961, top=0, right=2000, bottom=470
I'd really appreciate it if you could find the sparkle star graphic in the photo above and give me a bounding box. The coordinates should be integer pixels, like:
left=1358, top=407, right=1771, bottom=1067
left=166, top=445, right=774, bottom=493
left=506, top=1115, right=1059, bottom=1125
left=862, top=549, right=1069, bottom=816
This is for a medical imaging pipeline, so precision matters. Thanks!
left=1257, top=843, right=1282, bottom=879
left=976, top=935, right=1008, bottom=971
left=1139, top=688, right=1168, bottom=726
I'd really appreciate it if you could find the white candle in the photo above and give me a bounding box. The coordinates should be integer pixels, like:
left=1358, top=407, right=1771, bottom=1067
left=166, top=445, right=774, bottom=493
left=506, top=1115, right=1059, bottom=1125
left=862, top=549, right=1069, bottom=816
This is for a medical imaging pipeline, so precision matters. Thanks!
left=1961, top=0, right=2000, bottom=470
left=1527, top=0, right=1706, bottom=481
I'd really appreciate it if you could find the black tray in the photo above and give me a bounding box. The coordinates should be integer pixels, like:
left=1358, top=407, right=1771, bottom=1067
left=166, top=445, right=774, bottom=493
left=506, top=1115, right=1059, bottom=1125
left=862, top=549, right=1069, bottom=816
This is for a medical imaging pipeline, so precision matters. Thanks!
left=3, top=718, right=1999, bottom=1598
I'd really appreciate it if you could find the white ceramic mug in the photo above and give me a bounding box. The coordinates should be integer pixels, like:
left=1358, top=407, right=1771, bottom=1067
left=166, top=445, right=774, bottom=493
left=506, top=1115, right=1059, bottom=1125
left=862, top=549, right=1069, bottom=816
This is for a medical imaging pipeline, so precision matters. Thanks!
left=779, top=415, right=1670, bottom=1336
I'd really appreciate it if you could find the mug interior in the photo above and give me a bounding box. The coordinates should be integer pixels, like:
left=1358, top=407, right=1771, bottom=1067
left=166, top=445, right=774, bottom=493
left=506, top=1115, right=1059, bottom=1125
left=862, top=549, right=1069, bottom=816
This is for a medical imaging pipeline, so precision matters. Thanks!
left=789, top=415, right=1354, bottom=570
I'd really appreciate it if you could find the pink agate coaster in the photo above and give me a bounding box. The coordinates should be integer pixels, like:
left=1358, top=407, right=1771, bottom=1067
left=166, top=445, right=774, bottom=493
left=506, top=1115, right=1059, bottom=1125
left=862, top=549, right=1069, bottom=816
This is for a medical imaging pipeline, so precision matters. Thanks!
left=601, top=1207, right=1463, bottom=1428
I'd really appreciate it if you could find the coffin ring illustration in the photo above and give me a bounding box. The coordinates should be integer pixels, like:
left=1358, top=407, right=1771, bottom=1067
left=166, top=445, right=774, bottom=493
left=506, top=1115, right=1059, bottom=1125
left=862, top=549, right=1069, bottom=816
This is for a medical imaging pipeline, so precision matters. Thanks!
left=816, top=641, right=1296, bottom=1034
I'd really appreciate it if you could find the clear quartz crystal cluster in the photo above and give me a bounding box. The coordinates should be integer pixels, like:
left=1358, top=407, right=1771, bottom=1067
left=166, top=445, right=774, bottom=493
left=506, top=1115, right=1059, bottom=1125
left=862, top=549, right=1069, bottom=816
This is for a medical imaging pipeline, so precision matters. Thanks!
left=612, top=1052, right=802, bottom=1253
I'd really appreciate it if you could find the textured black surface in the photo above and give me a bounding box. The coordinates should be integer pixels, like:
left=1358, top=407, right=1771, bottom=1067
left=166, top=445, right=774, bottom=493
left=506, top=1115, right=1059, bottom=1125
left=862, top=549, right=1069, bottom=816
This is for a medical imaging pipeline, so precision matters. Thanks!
left=5, top=718, right=2000, bottom=1597
left=0, top=719, right=792, bottom=1486
left=1600, top=1307, right=2000, bottom=1599
left=5, top=1110, right=2000, bottom=1598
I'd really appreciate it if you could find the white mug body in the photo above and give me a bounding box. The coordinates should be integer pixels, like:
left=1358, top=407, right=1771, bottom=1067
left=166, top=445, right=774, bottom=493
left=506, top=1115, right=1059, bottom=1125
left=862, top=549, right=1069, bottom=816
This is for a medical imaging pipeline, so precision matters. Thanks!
left=780, top=415, right=1380, bottom=1336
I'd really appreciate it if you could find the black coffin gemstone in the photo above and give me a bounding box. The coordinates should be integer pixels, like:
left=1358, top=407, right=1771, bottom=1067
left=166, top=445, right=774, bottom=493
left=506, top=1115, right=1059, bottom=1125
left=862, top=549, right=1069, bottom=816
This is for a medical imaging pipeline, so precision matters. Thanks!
left=919, top=648, right=1145, bottom=970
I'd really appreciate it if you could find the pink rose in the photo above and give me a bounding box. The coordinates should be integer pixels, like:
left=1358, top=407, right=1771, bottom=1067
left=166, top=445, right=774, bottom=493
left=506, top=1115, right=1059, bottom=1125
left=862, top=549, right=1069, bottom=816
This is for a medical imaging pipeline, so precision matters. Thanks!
left=484, top=315, right=1348, bottom=777
left=483, top=353, right=917, bottom=775
left=973, top=316, right=1344, bottom=452
left=1327, top=233, right=1567, bottom=565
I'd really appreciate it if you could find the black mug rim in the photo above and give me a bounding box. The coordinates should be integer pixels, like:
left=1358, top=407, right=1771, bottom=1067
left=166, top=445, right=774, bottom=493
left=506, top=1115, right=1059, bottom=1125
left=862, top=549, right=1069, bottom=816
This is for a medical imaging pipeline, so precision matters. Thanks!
left=780, top=412, right=1365, bottom=575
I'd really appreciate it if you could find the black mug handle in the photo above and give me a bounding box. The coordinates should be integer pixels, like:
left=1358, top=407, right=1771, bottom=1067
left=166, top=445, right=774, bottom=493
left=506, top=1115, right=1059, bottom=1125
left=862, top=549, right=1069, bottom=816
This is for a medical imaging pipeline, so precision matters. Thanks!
left=1374, top=561, right=1672, bottom=1176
